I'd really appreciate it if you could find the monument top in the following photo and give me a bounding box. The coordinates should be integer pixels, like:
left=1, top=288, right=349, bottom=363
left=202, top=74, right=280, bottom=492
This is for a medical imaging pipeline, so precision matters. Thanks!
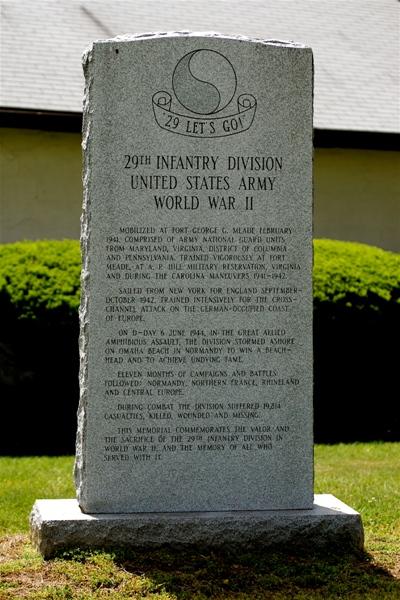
left=83, top=30, right=309, bottom=49
left=76, top=32, right=314, bottom=513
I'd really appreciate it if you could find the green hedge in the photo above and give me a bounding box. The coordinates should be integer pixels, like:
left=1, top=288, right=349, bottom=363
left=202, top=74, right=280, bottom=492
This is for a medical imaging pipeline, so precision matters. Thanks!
left=313, top=239, right=400, bottom=312
left=0, top=240, right=81, bottom=320
left=0, top=238, right=399, bottom=319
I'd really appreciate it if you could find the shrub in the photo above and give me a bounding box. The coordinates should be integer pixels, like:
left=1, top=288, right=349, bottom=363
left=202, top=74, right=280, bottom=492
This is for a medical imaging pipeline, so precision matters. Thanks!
left=312, top=240, right=400, bottom=443
left=0, top=240, right=81, bottom=454
left=0, top=239, right=81, bottom=322
left=313, top=239, right=400, bottom=313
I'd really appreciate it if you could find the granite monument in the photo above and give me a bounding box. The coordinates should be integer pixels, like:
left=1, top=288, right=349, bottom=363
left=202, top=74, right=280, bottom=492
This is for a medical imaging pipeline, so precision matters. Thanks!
left=30, top=33, right=363, bottom=557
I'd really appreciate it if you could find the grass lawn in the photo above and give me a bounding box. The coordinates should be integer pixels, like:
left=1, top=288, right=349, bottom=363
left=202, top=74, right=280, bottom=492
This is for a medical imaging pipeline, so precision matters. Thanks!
left=0, top=443, right=399, bottom=599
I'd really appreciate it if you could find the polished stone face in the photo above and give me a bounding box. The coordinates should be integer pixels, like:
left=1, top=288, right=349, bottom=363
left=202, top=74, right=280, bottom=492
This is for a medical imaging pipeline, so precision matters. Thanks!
left=76, top=32, right=314, bottom=514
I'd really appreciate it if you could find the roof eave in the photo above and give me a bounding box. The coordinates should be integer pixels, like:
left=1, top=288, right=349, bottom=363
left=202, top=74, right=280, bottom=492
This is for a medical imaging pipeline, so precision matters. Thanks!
left=0, top=107, right=82, bottom=132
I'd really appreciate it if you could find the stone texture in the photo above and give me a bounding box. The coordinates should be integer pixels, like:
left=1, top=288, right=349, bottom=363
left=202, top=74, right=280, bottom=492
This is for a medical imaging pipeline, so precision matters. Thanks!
left=76, top=32, right=314, bottom=514
left=30, top=495, right=364, bottom=559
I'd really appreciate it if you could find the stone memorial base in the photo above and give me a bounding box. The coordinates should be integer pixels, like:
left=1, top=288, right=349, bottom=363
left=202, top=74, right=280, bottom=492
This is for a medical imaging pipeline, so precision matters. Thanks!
left=30, top=494, right=363, bottom=558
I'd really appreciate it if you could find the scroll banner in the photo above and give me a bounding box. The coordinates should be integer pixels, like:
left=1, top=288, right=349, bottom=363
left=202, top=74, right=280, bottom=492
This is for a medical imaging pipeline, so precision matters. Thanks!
left=152, top=92, right=257, bottom=138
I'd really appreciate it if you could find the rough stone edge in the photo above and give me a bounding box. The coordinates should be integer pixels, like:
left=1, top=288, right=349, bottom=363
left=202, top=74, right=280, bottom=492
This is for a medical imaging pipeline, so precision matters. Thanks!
left=30, top=497, right=364, bottom=559
left=84, top=30, right=311, bottom=53
left=73, top=44, right=94, bottom=508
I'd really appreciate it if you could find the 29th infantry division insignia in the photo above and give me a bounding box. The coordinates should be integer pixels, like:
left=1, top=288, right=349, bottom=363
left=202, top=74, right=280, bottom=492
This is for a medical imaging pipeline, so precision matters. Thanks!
left=152, top=49, right=257, bottom=138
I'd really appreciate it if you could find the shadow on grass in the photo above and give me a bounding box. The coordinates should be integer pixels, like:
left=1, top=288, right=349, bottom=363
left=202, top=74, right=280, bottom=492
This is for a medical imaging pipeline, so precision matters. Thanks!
left=106, top=547, right=399, bottom=599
